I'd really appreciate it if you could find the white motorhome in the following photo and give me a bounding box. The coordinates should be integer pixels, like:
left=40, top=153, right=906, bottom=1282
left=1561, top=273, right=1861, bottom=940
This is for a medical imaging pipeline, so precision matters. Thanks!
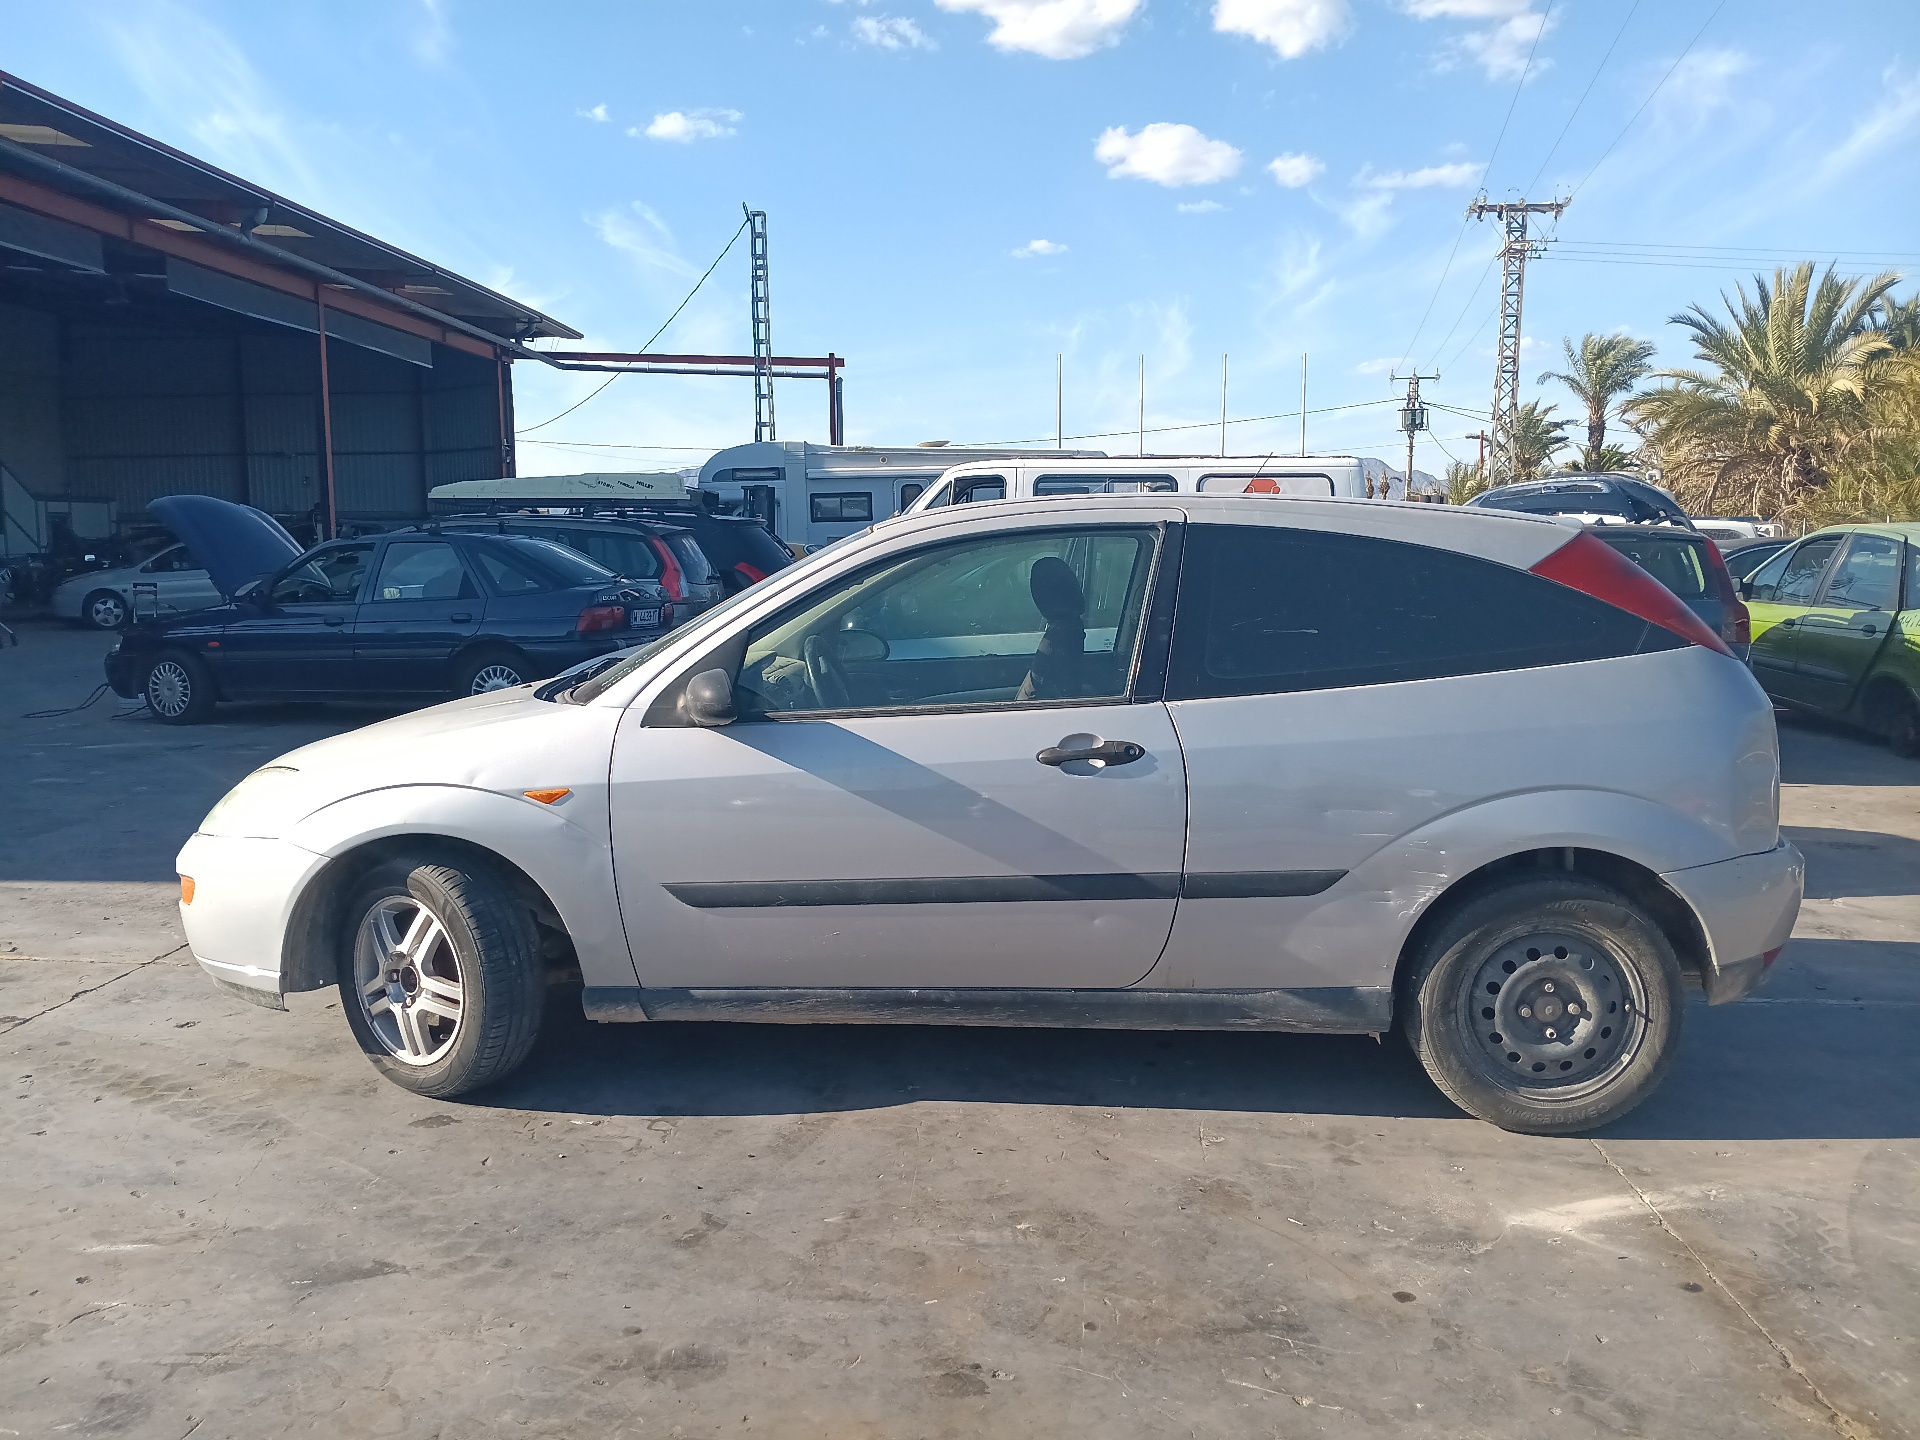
left=903, top=454, right=1428, bottom=518
left=698, top=441, right=1105, bottom=549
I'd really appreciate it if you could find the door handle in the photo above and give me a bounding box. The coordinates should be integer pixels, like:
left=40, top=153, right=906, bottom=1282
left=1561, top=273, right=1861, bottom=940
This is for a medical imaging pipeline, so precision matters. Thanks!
left=1779, top=618, right=1797, bottom=628
left=1861, top=621, right=1880, bottom=636
left=452, top=612, right=472, bottom=622
left=323, top=615, right=346, bottom=627
left=1037, top=739, right=1145, bottom=767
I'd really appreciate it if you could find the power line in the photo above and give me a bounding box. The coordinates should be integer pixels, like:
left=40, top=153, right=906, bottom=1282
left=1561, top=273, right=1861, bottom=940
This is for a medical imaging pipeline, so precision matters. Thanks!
left=1522, top=0, right=1641, bottom=195
left=516, top=215, right=752, bottom=435
left=1570, top=0, right=1729, bottom=199
left=1559, top=239, right=1920, bottom=259
left=1427, top=250, right=1502, bottom=370
left=1401, top=0, right=1555, bottom=369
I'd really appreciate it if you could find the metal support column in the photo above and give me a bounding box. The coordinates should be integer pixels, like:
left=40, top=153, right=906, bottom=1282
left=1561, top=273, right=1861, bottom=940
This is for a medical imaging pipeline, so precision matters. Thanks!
left=745, top=205, right=775, bottom=442
left=316, top=298, right=338, bottom=539
left=1467, top=197, right=1566, bottom=486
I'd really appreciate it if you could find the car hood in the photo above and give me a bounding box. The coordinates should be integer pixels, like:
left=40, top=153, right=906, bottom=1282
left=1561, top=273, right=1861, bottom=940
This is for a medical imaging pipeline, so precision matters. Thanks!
left=148, top=495, right=303, bottom=599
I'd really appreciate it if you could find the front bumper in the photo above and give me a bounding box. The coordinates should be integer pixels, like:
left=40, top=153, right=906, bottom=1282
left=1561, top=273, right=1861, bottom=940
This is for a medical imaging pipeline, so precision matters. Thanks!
left=176, top=831, right=327, bottom=999
left=1662, top=838, right=1804, bottom=1004
left=103, top=643, right=144, bottom=698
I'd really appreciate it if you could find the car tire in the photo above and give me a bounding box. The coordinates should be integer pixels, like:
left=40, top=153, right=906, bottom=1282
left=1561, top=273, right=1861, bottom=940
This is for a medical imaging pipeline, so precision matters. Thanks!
left=453, top=647, right=531, bottom=697
left=1399, top=876, right=1685, bottom=1136
left=83, top=588, right=128, bottom=630
left=337, top=852, right=546, bottom=1098
left=1872, top=683, right=1920, bottom=758
left=143, top=651, right=216, bottom=725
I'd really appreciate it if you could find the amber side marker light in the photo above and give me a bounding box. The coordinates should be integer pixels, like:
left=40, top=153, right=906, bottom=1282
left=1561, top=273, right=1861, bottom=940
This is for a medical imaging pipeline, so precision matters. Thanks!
left=524, top=788, right=571, bottom=805
left=179, top=876, right=196, bottom=905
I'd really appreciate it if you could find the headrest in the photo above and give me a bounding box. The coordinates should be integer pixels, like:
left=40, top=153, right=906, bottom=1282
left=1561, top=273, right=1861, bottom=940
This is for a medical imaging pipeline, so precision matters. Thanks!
left=1029, top=556, right=1084, bottom=624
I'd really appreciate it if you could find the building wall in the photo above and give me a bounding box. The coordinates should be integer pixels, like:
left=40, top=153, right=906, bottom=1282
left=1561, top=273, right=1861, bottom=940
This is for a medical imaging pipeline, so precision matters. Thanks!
left=0, top=301, right=64, bottom=495
left=47, top=317, right=505, bottom=528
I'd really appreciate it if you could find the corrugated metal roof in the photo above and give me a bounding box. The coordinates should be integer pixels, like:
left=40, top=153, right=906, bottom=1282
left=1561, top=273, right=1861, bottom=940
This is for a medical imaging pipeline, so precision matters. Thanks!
left=0, top=70, right=580, bottom=343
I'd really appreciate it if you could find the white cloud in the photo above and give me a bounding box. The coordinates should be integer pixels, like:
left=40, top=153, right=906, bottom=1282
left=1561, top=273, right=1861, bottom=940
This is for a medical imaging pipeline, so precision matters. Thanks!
left=1355, top=357, right=1409, bottom=375
left=592, top=203, right=700, bottom=278
left=1095, top=123, right=1243, bottom=186
left=1810, top=67, right=1920, bottom=188
left=1012, top=238, right=1067, bottom=257
left=1360, top=160, right=1483, bottom=189
left=638, top=109, right=742, bottom=143
left=579, top=103, right=610, bottom=123
left=935, top=0, right=1142, bottom=60
left=1177, top=199, right=1226, bottom=213
left=853, top=15, right=936, bottom=49
left=1400, top=0, right=1551, bottom=82
left=1213, top=0, right=1351, bottom=60
left=1653, top=49, right=1752, bottom=127
left=1267, top=151, right=1325, bottom=187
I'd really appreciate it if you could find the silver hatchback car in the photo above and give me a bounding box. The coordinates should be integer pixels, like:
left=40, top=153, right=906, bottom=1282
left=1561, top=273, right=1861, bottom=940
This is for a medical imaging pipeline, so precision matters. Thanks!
left=176, top=495, right=1801, bottom=1134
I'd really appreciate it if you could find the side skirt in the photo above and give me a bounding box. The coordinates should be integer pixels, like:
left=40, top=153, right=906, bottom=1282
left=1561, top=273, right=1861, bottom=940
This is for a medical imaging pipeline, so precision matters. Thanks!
left=582, top=985, right=1391, bottom=1034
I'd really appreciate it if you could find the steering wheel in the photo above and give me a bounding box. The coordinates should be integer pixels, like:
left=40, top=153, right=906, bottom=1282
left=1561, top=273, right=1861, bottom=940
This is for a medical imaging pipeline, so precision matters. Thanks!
left=803, top=634, right=853, bottom=710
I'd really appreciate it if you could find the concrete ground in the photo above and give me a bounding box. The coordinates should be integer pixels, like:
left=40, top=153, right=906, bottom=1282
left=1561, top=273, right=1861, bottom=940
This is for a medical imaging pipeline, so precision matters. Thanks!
left=2, top=618, right=1915, bottom=1440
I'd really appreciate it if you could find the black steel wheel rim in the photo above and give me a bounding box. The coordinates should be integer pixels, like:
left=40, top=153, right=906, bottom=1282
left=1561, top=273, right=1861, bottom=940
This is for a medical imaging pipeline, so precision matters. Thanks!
left=1457, top=924, right=1650, bottom=1099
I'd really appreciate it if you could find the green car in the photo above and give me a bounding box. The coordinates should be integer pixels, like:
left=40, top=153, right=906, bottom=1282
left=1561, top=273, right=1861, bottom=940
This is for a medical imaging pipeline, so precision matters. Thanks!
left=1741, top=523, right=1920, bottom=754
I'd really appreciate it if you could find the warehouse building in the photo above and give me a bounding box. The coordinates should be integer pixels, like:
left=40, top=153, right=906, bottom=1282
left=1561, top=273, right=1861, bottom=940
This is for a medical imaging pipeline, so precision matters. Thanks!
left=0, top=71, right=578, bottom=554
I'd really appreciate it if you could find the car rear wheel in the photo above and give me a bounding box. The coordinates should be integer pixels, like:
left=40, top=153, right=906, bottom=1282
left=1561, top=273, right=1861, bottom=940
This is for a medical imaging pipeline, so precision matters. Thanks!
left=83, top=589, right=128, bottom=630
left=1870, top=682, right=1920, bottom=758
left=144, top=652, right=215, bottom=724
left=1400, top=876, right=1684, bottom=1135
left=454, top=647, right=530, bottom=696
left=338, top=853, right=546, bottom=1098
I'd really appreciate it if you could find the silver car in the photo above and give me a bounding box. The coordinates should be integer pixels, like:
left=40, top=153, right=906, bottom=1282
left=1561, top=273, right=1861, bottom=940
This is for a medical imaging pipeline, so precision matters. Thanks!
left=51, top=543, right=222, bottom=629
left=175, top=495, right=1802, bottom=1134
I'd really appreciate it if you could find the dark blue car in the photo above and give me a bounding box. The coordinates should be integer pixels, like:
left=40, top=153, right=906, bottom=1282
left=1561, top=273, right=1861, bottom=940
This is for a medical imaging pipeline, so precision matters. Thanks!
left=104, top=496, right=672, bottom=724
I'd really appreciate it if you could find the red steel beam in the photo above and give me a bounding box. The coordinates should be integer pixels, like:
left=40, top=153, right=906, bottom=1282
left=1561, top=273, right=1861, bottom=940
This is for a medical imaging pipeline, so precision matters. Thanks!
left=0, top=169, right=499, bottom=360
left=550, top=352, right=843, bottom=368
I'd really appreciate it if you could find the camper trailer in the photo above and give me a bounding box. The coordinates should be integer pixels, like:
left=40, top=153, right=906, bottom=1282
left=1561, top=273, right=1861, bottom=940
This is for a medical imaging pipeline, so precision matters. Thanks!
left=697, top=441, right=1105, bottom=550
left=903, top=454, right=1429, bottom=517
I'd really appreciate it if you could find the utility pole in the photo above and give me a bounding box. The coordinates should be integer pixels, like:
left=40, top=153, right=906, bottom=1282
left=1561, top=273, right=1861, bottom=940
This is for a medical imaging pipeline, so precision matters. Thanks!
left=744, top=205, right=775, bottom=442
left=1392, top=370, right=1437, bottom=499
left=1299, top=353, right=1308, bottom=456
left=1055, top=354, right=1063, bottom=449
left=1466, top=430, right=1489, bottom=476
left=1138, top=355, right=1145, bottom=456
left=1219, top=354, right=1228, bottom=457
left=1466, top=196, right=1567, bottom=486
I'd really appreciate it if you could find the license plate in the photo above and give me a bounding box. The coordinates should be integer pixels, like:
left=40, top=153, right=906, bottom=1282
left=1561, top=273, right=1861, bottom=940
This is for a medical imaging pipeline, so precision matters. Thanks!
left=629, top=608, right=660, bottom=628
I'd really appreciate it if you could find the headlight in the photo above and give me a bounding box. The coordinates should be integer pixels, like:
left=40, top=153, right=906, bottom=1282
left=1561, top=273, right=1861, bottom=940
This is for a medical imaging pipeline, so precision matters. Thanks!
left=199, top=765, right=303, bottom=839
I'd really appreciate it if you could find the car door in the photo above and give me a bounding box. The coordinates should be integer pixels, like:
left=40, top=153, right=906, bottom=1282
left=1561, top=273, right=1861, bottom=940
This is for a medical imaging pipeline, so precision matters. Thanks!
left=1743, top=535, right=1843, bottom=697
left=1152, top=520, right=1672, bottom=993
left=607, top=518, right=1188, bottom=989
left=131, top=545, right=219, bottom=616
left=1788, top=533, right=1903, bottom=712
left=217, top=541, right=373, bottom=695
left=352, top=539, right=483, bottom=693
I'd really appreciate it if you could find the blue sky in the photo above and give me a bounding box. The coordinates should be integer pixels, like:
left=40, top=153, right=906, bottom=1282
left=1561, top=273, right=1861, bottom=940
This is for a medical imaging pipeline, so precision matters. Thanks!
left=6, top=0, right=1919, bottom=475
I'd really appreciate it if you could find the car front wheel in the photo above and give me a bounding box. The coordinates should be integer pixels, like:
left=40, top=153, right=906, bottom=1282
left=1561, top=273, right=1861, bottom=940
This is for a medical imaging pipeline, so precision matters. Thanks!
left=144, top=652, right=216, bottom=724
left=83, top=589, right=128, bottom=630
left=1400, top=876, right=1684, bottom=1135
left=338, top=852, right=546, bottom=1098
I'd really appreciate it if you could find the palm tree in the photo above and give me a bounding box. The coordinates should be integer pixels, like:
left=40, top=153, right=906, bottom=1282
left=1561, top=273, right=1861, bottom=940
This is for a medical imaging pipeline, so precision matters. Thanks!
left=1872, top=291, right=1920, bottom=350
left=1510, top=400, right=1572, bottom=481
left=1444, top=459, right=1489, bottom=504
left=1629, top=263, right=1899, bottom=520
left=1539, top=333, right=1657, bottom=469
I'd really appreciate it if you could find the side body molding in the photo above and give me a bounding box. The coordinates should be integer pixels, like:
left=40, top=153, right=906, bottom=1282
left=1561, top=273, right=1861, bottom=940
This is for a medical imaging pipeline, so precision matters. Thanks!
left=1149, top=786, right=1766, bottom=992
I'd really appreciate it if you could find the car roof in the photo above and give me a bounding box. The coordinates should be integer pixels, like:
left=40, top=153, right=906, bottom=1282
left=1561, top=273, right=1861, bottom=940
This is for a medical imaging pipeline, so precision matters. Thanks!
left=438, top=513, right=691, bottom=536
left=1801, top=522, right=1920, bottom=542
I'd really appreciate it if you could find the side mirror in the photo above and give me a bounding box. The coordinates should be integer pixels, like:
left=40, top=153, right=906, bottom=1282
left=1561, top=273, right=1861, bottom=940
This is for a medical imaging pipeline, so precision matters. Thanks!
left=1736, top=579, right=1754, bottom=601
left=684, top=668, right=736, bottom=727
left=833, top=628, right=890, bottom=664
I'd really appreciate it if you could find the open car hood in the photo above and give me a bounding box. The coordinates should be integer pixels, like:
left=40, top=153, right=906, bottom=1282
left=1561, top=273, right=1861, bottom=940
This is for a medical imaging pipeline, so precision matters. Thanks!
left=147, top=495, right=304, bottom=599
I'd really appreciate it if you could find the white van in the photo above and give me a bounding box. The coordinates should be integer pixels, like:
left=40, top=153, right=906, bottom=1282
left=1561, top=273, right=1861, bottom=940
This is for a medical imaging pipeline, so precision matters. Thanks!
left=904, top=454, right=1417, bottom=515
left=698, top=441, right=1106, bottom=550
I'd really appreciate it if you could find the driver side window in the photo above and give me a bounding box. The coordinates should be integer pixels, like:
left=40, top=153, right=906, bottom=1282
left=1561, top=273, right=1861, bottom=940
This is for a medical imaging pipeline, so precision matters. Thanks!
left=733, top=527, right=1159, bottom=717
left=269, top=543, right=374, bottom=605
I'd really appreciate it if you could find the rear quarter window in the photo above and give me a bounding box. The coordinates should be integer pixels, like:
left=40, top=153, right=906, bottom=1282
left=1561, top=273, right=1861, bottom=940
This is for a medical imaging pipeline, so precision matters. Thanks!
left=1597, top=536, right=1709, bottom=598
left=1167, top=524, right=1670, bottom=700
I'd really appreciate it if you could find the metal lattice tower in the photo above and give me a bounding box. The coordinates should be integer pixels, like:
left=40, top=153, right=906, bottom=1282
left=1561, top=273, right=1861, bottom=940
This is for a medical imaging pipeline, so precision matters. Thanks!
left=745, top=205, right=775, bottom=442
left=1466, top=197, right=1566, bottom=485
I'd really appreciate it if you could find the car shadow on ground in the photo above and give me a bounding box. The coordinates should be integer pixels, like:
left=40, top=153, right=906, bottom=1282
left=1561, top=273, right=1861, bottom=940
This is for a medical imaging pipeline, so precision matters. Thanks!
left=473, top=974, right=1920, bottom=1143
left=1776, top=709, right=1920, bottom=785
left=1786, top=826, right=1920, bottom=899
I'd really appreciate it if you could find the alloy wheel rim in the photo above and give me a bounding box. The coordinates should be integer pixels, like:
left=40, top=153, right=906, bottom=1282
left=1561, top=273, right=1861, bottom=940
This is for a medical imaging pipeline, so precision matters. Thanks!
left=146, top=661, right=190, bottom=717
left=1460, top=926, right=1648, bottom=1098
left=91, top=595, right=126, bottom=627
left=353, top=895, right=465, bottom=1066
left=470, top=664, right=523, bottom=694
